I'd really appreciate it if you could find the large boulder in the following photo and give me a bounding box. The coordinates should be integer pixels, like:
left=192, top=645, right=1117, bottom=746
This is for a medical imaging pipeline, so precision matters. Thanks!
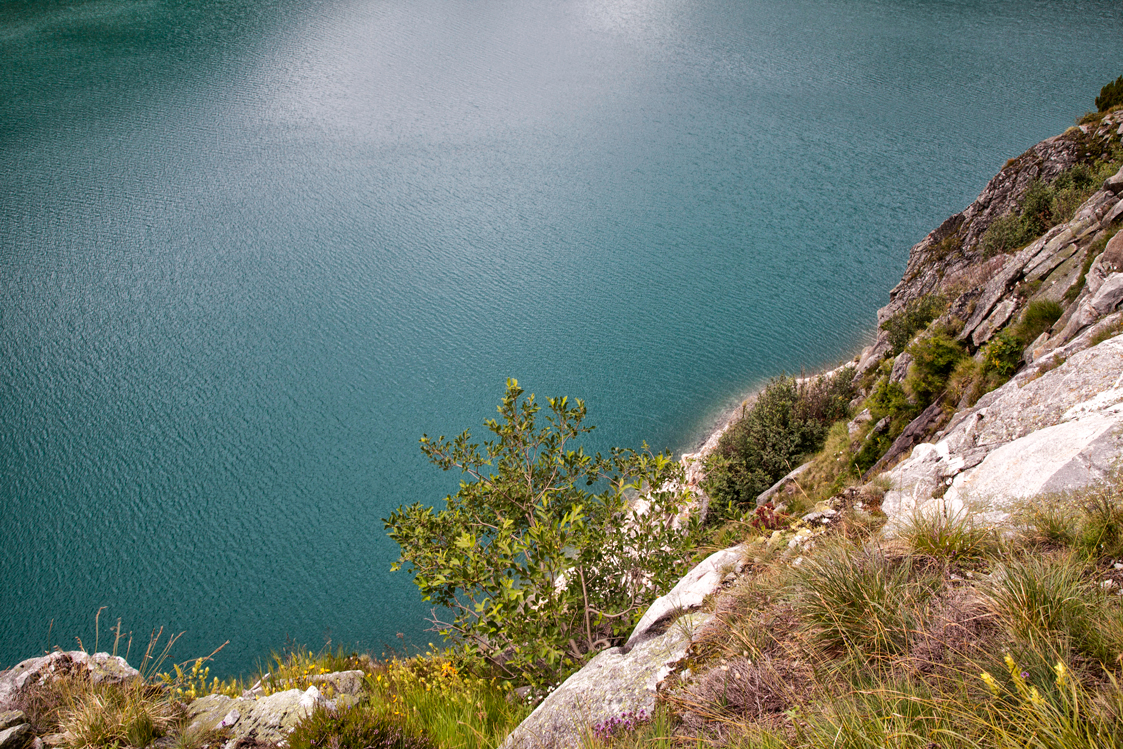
left=882, top=335, right=1123, bottom=527
left=500, top=612, right=708, bottom=749
left=625, top=546, right=743, bottom=651
left=186, top=687, right=325, bottom=747
left=501, top=546, right=746, bottom=749
left=0, top=652, right=139, bottom=712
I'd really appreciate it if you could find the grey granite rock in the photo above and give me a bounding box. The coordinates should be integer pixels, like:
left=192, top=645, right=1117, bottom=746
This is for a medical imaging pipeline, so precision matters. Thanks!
left=186, top=686, right=326, bottom=747
left=0, top=653, right=139, bottom=713
left=501, top=613, right=707, bottom=749
left=881, top=336, right=1123, bottom=529
left=625, top=546, right=743, bottom=651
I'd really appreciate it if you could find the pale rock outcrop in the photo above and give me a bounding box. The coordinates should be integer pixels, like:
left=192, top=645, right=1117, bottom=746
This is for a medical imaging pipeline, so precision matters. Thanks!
left=882, top=336, right=1123, bottom=528
left=186, top=686, right=327, bottom=747
left=625, top=546, right=744, bottom=651
left=500, top=545, right=744, bottom=749
left=0, top=652, right=139, bottom=713
left=500, top=613, right=708, bottom=749
left=889, top=352, right=913, bottom=384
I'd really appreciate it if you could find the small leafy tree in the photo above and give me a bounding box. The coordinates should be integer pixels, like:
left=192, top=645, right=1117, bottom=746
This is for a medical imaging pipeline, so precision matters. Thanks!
left=384, top=380, right=698, bottom=686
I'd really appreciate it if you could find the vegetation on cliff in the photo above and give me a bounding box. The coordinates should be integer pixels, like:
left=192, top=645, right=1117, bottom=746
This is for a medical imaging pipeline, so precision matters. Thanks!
left=576, top=469, right=1123, bottom=749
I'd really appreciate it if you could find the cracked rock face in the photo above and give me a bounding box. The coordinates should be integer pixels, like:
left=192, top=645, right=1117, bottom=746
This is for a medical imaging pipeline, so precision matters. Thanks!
left=882, top=336, right=1123, bottom=528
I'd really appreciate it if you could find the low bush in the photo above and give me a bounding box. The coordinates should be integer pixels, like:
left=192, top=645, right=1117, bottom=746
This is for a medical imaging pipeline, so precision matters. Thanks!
left=881, top=295, right=947, bottom=355
left=904, top=331, right=966, bottom=406
left=704, top=370, right=854, bottom=509
left=1097, top=75, right=1123, bottom=112
left=385, top=380, right=700, bottom=687
left=980, top=211, right=1038, bottom=258
left=981, top=330, right=1023, bottom=379
left=289, top=703, right=434, bottom=749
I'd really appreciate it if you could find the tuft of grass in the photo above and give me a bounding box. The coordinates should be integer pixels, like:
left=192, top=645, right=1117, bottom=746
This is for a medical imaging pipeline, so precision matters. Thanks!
left=983, top=553, right=1121, bottom=667
left=58, top=681, right=180, bottom=749
left=897, top=507, right=997, bottom=564
left=1089, top=318, right=1123, bottom=347
left=792, top=543, right=940, bottom=660
left=1014, top=299, right=1064, bottom=344
left=1018, top=469, right=1123, bottom=562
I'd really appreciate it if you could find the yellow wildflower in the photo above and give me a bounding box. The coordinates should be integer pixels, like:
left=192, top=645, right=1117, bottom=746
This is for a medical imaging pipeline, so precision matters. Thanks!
left=1054, top=661, right=1068, bottom=687
left=980, top=671, right=1000, bottom=695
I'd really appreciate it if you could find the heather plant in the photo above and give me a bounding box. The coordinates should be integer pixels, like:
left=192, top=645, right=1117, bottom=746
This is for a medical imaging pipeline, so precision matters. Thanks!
left=288, top=703, right=434, bottom=749
left=589, top=709, right=650, bottom=742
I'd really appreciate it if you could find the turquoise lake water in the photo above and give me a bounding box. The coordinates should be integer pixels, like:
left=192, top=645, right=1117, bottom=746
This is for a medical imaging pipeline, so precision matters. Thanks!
left=2, top=0, right=1121, bottom=674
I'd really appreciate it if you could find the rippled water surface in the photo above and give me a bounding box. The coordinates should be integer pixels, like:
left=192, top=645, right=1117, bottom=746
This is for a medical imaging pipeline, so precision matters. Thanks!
left=2, top=0, right=1120, bottom=672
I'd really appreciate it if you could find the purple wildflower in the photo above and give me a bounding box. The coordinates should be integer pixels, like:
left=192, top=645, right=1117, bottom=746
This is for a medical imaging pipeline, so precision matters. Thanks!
left=591, top=709, right=650, bottom=742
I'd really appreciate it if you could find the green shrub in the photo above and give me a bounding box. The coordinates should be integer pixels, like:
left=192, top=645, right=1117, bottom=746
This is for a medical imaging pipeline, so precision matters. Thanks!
left=703, top=371, right=854, bottom=509
left=981, top=330, right=1023, bottom=379
left=1097, top=75, right=1123, bottom=112
left=905, top=331, right=966, bottom=406
left=881, top=296, right=947, bottom=355
left=866, top=376, right=917, bottom=434
left=980, top=212, right=1036, bottom=258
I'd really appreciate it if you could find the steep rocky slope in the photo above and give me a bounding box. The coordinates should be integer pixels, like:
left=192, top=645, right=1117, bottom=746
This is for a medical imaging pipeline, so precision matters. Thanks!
left=503, top=110, right=1123, bottom=749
